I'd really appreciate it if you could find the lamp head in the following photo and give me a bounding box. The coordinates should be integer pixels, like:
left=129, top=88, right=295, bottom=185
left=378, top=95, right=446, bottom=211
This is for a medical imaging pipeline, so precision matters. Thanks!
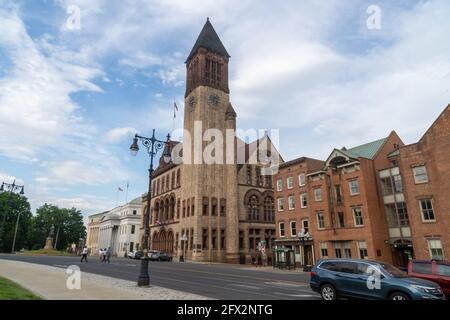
left=130, top=135, right=139, bottom=156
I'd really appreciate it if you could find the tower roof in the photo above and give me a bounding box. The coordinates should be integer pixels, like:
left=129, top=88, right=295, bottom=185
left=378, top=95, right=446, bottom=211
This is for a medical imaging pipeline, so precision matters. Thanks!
left=186, top=18, right=230, bottom=62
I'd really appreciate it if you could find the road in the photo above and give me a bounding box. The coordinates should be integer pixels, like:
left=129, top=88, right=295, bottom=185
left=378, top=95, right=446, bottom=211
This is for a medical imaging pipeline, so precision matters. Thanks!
left=0, top=254, right=319, bottom=300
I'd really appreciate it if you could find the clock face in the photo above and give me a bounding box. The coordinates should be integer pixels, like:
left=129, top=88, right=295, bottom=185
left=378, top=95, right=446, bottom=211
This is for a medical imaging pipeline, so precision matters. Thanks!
left=188, top=96, right=196, bottom=110
left=208, top=94, right=220, bottom=107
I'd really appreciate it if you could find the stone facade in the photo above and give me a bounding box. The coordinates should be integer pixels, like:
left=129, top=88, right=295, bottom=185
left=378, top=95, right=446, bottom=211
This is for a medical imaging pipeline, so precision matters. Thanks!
left=141, top=20, right=279, bottom=264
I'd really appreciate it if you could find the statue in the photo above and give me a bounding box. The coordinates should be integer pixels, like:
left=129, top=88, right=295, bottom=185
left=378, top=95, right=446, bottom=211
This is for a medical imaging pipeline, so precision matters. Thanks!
left=49, top=225, right=55, bottom=237
left=44, top=225, right=55, bottom=250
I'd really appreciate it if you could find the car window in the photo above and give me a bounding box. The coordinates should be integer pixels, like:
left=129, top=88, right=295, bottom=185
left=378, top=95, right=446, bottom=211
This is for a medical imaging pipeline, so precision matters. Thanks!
left=379, top=262, right=407, bottom=277
left=338, top=262, right=357, bottom=274
left=437, top=264, right=450, bottom=276
left=357, top=263, right=372, bottom=275
left=412, top=262, right=432, bottom=274
left=319, top=262, right=339, bottom=272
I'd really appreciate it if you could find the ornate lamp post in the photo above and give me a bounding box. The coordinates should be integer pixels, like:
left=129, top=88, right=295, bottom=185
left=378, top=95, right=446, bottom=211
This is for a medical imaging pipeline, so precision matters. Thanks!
left=0, top=180, right=25, bottom=253
left=130, top=129, right=171, bottom=287
left=298, top=228, right=312, bottom=272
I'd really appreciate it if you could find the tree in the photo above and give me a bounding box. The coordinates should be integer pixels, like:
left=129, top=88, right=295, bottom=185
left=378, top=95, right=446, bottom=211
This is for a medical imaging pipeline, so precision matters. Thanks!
left=30, top=204, right=86, bottom=251
left=0, top=193, right=32, bottom=253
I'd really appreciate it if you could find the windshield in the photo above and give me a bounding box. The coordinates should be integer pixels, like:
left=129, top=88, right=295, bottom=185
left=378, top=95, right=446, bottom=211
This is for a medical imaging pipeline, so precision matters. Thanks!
left=379, top=262, right=408, bottom=277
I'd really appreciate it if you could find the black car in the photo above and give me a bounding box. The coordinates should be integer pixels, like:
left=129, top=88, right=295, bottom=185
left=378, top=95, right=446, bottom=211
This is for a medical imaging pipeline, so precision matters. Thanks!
left=149, top=251, right=172, bottom=262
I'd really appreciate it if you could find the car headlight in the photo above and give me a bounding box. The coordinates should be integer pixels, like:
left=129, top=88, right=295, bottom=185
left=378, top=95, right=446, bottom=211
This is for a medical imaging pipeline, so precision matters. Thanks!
left=411, top=285, right=442, bottom=294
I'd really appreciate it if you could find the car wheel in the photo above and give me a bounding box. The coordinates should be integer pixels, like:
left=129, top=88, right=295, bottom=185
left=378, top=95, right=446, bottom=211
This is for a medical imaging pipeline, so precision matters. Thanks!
left=320, top=284, right=337, bottom=301
left=389, top=292, right=410, bottom=300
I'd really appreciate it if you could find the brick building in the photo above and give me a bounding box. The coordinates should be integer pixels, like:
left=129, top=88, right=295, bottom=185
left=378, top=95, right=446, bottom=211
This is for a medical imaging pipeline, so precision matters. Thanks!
left=273, top=157, right=324, bottom=266
left=274, top=104, right=450, bottom=268
left=391, top=104, right=450, bottom=263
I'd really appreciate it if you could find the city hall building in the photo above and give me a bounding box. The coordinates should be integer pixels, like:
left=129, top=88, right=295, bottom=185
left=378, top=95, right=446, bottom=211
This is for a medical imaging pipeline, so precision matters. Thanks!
left=141, top=19, right=280, bottom=263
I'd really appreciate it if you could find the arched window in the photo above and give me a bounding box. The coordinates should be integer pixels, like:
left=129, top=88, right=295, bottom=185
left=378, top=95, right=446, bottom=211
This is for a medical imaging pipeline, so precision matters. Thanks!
left=171, top=172, right=175, bottom=189
left=154, top=202, right=160, bottom=223
left=176, top=199, right=180, bottom=219
left=166, top=175, right=169, bottom=192
left=191, top=197, right=195, bottom=216
left=176, top=169, right=181, bottom=187
left=264, top=196, right=275, bottom=222
left=164, top=198, right=170, bottom=221
left=170, top=197, right=175, bottom=220
left=205, top=57, right=222, bottom=86
left=248, top=195, right=260, bottom=221
left=187, top=198, right=191, bottom=217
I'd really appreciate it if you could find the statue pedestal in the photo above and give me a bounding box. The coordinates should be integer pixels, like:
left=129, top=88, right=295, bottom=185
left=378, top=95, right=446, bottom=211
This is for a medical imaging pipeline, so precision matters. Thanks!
left=44, top=237, right=54, bottom=250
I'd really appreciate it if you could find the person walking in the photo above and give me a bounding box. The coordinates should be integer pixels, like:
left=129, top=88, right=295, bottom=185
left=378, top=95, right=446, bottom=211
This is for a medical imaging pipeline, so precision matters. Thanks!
left=98, top=248, right=103, bottom=262
left=101, top=248, right=107, bottom=263
left=80, top=246, right=88, bottom=263
left=106, top=247, right=112, bottom=264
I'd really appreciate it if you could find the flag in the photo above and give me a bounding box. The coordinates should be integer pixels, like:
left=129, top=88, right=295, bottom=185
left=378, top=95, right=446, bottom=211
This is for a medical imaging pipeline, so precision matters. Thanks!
left=173, top=102, right=178, bottom=118
left=118, top=187, right=123, bottom=192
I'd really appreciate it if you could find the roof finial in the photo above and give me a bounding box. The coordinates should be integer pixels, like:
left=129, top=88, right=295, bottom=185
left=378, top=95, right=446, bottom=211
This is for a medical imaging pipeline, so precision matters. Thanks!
left=207, top=17, right=210, bottom=22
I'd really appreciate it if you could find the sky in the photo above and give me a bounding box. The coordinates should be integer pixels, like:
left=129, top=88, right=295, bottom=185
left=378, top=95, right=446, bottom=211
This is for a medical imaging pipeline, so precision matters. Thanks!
left=1, top=0, right=449, bottom=223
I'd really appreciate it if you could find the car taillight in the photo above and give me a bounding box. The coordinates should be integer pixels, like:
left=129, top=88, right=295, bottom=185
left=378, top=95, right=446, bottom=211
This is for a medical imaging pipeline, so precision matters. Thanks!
left=310, top=271, right=317, bottom=277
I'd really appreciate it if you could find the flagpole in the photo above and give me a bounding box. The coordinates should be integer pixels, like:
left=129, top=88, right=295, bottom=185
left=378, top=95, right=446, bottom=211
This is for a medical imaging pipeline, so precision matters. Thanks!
left=116, top=189, right=119, bottom=207
left=125, top=181, right=129, bottom=203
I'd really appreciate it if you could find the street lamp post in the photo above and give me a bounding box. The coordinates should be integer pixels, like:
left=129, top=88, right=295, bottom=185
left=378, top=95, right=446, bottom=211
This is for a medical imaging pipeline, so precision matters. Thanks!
left=0, top=180, right=25, bottom=253
left=180, top=233, right=188, bottom=263
left=130, top=129, right=171, bottom=287
left=298, top=228, right=312, bottom=272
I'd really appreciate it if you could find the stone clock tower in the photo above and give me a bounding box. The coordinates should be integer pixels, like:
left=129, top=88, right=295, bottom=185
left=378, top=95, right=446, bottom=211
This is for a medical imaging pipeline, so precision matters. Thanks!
left=182, top=18, right=240, bottom=263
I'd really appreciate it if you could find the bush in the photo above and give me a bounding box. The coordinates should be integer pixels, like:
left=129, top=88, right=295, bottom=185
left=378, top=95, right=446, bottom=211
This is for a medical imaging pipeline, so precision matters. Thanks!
left=32, top=244, right=41, bottom=251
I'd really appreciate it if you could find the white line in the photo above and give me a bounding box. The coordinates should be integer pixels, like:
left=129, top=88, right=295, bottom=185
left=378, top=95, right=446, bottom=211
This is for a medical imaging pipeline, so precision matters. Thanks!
left=229, top=284, right=262, bottom=290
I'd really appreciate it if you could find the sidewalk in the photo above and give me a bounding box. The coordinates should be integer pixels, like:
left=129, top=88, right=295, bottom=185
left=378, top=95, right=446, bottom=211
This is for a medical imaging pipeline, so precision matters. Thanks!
left=0, top=260, right=211, bottom=300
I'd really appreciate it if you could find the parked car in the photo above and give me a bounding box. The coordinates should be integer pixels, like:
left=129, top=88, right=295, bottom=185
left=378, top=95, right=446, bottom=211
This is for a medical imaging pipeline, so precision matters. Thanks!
left=407, top=260, right=450, bottom=298
left=310, top=259, right=445, bottom=300
left=149, top=251, right=172, bottom=262
left=128, top=250, right=144, bottom=260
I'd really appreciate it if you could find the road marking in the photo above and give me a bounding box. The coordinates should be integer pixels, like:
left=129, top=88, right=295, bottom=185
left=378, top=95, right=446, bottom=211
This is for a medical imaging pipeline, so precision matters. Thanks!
left=264, top=281, right=308, bottom=288
left=229, top=284, right=262, bottom=290
left=53, top=264, right=68, bottom=268
left=273, top=292, right=319, bottom=298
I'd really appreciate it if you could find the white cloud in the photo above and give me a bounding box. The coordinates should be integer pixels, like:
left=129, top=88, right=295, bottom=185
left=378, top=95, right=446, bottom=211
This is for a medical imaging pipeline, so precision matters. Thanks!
left=105, top=127, right=137, bottom=143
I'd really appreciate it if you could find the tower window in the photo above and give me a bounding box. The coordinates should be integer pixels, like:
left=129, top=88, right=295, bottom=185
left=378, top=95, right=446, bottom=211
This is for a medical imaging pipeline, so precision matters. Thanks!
left=205, top=58, right=222, bottom=86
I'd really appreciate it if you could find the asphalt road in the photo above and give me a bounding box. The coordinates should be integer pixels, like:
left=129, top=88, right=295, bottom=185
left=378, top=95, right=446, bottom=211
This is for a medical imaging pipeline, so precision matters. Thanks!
left=0, top=254, right=319, bottom=300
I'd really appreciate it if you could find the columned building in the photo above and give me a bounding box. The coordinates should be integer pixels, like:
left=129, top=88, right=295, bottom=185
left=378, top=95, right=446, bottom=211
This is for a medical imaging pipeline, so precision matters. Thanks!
left=141, top=19, right=281, bottom=264
left=87, top=197, right=142, bottom=256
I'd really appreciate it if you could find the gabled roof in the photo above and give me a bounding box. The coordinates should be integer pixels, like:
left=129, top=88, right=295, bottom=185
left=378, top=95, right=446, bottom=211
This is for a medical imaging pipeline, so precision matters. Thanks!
left=186, top=18, right=230, bottom=62
left=342, top=137, right=388, bottom=160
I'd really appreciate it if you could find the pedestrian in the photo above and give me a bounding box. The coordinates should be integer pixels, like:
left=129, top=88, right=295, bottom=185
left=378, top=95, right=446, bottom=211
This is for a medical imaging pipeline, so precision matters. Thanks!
left=101, top=248, right=107, bottom=263
left=80, top=246, right=88, bottom=263
left=106, top=247, right=111, bottom=264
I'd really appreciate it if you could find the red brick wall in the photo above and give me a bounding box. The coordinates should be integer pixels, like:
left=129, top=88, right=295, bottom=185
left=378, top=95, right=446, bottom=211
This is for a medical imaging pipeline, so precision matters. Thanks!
left=399, top=105, right=450, bottom=260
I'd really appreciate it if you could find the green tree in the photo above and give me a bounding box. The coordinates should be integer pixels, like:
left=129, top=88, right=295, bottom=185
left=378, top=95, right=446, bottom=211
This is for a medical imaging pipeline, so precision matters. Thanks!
left=30, top=204, right=86, bottom=251
left=0, top=193, right=32, bottom=253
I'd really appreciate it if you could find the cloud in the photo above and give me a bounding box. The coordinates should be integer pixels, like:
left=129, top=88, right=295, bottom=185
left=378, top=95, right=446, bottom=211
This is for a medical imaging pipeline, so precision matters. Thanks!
left=2, top=0, right=450, bottom=216
left=105, top=127, right=137, bottom=143
left=0, top=7, right=103, bottom=162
